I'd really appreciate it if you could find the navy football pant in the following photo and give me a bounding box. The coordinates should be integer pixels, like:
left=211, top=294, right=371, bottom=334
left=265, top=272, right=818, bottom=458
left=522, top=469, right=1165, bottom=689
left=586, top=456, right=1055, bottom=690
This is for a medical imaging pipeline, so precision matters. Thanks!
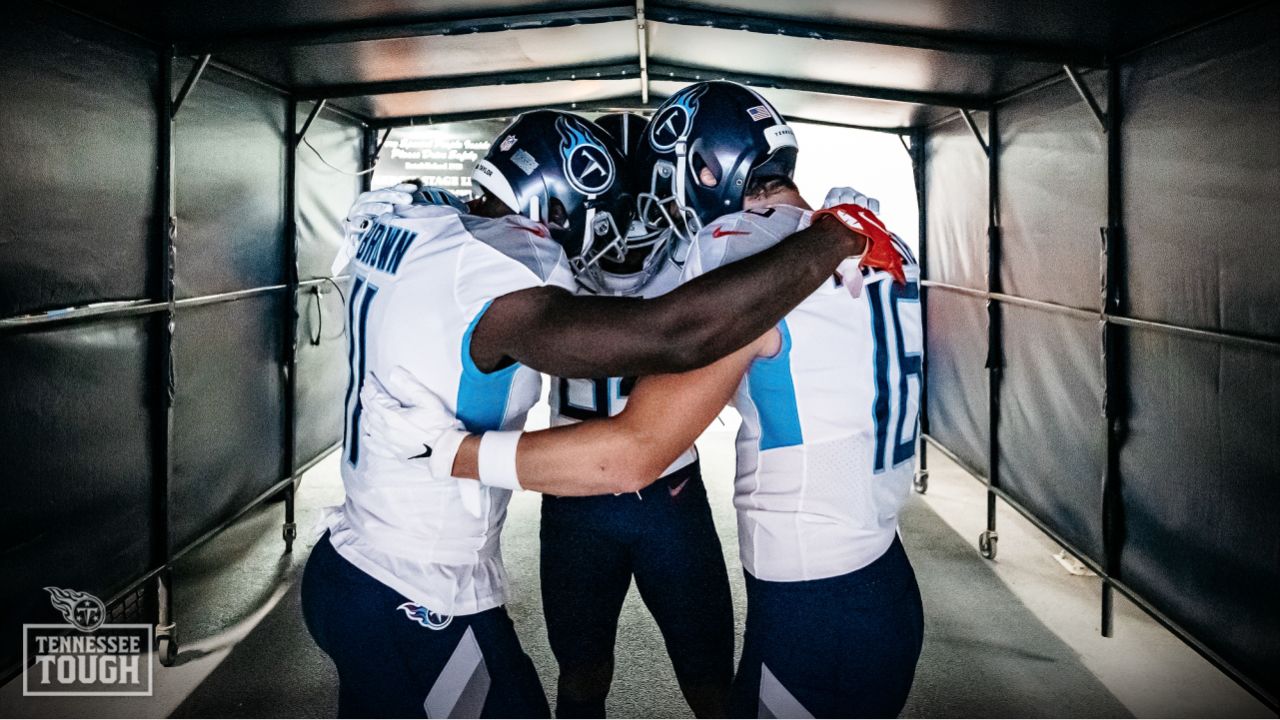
left=301, top=532, right=549, bottom=718
left=728, top=535, right=924, bottom=719
left=540, top=460, right=735, bottom=718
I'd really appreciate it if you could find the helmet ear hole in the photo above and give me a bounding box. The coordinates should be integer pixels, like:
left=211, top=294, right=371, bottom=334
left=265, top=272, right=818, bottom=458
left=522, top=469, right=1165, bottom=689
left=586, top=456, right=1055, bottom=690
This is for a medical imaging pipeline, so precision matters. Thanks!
left=547, top=197, right=570, bottom=229
left=690, top=150, right=721, bottom=188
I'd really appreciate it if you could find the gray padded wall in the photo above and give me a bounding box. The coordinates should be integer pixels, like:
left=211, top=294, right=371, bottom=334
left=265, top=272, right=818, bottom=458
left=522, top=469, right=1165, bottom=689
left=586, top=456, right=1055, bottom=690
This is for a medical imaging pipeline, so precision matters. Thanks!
left=999, top=74, right=1107, bottom=311
left=923, top=3, right=1280, bottom=704
left=173, top=65, right=287, bottom=298
left=997, top=308, right=1103, bottom=561
left=924, top=117, right=990, bottom=476
left=1120, top=328, right=1280, bottom=698
left=171, top=297, right=287, bottom=549
left=1116, top=3, right=1280, bottom=700
left=0, top=4, right=362, bottom=676
left=297, top=112, right=361, bottom=281
left=994, top=66, right=1109, bottom=563
left=0, top=6, right=159, bottom=674
left=294, top=108, right=363, bottom=469
left=169, top=63, right=289, bottom=549
left=1122, top=6, right=1280, bottom=338
left=0, top=5, right=158, bottom=317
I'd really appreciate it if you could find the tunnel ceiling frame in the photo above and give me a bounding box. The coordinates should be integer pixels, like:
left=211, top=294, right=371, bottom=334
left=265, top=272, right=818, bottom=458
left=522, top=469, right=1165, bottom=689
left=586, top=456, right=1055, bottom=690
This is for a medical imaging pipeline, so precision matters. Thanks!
left=56, top=0, right=1260, bottom=131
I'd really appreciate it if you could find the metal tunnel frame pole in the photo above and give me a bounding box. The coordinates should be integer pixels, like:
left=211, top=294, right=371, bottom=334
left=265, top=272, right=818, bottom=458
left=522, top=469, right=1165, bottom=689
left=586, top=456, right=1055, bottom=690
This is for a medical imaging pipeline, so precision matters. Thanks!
left=282, top=98, right=300, bottom=553
left=360, top=127, right=377, bottom=193
left=980, top=106, right=1002, bottom=560
left=911, top=127, right=930, bottom=494
left=170, top=54, right=211, bottom=118
left=1100, top=59, right=1125, bottom=639
left=152, top=45, right=179, bottom=667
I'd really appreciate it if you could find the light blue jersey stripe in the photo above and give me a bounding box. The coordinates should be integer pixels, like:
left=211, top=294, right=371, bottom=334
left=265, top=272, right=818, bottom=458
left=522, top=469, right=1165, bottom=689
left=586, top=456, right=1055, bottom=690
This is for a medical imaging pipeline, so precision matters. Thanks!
left=747, top=320, right=803, bottom=451
left=456, top=301, right=520, bottom=433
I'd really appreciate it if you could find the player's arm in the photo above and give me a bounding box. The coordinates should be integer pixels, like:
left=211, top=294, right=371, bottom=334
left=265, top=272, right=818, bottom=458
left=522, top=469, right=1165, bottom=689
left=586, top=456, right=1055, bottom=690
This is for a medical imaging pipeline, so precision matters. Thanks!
left=359, top=337, right=767, bottom=496
left=469, top=215, right=864, bottom=378
left=456, top=337, right=764, bottom=495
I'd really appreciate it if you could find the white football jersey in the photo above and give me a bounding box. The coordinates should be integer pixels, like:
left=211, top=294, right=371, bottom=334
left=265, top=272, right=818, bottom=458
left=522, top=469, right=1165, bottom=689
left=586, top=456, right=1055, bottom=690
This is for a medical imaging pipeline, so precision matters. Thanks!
left=683, top=204, right=922, bottom=582
left=323, top=205, right=575, bottom=616
left=547, top=256, right=698, bottom=478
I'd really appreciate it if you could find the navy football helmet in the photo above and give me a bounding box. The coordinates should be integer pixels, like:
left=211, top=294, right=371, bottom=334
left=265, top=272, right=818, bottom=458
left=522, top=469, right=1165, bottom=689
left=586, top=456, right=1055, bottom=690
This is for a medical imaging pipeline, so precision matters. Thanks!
left=575, top=113, right=672, bottom=294
left=594, top=112, right=649, bottom=159
left=634, top=81, right=798, bottom=244
left=472, top=110, right=632, bottom=282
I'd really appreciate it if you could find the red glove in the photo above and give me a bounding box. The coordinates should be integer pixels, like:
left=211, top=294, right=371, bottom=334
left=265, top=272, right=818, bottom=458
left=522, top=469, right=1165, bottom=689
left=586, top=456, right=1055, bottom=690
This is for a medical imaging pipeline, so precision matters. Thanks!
left=812, top=203, right=906, bottom=286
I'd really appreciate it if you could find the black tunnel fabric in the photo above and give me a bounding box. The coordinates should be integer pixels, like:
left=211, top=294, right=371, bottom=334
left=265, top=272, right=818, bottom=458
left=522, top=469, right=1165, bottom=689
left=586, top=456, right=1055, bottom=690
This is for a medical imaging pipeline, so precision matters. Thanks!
left=1122, top=3, right=1280, bottom=338
left=1, top=7, right=354, bottom=672
left=1113, top=10, right=1280, bottom=697
left=171, top=296, right=286, bottom=550
left=925, top=116, right=989, bottom=291
left=998, top=74, right=1107, bottom=311
left=1119, top=328, right=1280, bottom=698
left=294, top=286, right=348, bottom=472
left=924, top=291, right=990, bottom=478
left=0, top=318, right=155, bottom=672
left=924, top=113, right=991, bottom=478
left=997, top=307, right=1104, bottom=562
left=920, top=2, right=1280, bottom=705
left=296, top=112, right=363, bottom=282
left=293, top=108, right=362, bottom=471
left=0, top=6, right=158, bottom=318
left=174, top=63, right=288, bottom=299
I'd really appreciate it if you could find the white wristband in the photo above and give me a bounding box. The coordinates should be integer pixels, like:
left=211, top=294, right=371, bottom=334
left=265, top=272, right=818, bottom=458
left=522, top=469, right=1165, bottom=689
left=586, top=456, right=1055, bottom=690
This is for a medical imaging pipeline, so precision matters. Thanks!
left=477, top=431, right=523, bottom=491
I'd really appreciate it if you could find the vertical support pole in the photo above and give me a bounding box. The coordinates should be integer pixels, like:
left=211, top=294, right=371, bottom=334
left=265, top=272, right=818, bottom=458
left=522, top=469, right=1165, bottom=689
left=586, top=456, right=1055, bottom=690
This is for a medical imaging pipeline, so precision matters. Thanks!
left=153, top=46, right=179, bottom=666
left=1100, top=59, right=1125, bottom=637
left=980, top=107, right=1002, bottom=560
left=912, top=128, right=930, bottom=494
left=360, top=126, right=376, bottom=194
left=282, top=98, right=300, bottom=552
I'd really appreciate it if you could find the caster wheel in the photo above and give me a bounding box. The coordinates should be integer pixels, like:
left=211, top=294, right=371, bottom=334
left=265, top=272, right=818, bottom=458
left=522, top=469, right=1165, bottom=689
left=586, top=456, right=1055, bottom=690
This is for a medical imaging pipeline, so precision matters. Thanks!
left=158, top=636, right=177, bottom=667
left=913, top=470, right=929, bottom=494
left=978, top=530, right=998, bottom=560
left=283, top=522, right=297, bottom=553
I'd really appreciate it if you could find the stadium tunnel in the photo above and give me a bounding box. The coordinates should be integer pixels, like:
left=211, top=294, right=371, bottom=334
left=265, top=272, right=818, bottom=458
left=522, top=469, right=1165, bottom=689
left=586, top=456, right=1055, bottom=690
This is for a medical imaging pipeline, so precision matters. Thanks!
left=1, top=0, right=1277, bottom=716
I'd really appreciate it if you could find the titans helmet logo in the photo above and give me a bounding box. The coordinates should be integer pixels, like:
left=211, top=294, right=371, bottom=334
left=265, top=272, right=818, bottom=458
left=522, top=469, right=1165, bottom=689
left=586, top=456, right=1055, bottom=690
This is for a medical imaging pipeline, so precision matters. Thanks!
left=557, top=117, right=615, bottom=196
left=45, top=586, right=106, bottom=632
left=397, top=602, right=452, bottom=631
left=649, top=84, right=708, bottom=152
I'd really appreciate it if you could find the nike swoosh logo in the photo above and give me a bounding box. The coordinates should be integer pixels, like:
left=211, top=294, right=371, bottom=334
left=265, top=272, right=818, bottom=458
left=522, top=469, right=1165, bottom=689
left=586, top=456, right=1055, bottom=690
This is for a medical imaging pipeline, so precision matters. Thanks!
left=711, top=227, right=750, bottom=238
left=669, top=478, right=690, bottom=497
left=408, top=443, right=433, bottom=459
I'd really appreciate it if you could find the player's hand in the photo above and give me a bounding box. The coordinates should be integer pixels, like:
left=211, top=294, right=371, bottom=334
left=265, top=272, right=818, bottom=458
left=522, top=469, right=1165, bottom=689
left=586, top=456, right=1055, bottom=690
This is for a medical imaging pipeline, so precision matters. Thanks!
left=822, top=186, right=880, bottom=215
left=360, top=367, right=469, bottom=481
left=812, top=203, right=906, bottom=286
left=331, top=183, right=419, bottom=275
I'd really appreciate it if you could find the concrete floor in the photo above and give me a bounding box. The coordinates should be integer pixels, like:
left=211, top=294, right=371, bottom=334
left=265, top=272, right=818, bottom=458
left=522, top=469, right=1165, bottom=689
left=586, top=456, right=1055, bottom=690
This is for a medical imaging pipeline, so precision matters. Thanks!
left=3, top=409, right=1274, bottom=718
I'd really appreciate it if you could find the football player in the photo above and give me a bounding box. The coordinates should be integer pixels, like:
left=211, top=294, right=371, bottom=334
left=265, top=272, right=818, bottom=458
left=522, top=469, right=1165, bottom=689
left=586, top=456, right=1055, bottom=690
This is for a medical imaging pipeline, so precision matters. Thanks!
left=301, top=107, right=882, bottom=718
left=362, top=83, right=924, bottom=718
left=537, top=113, right=734, bottom=718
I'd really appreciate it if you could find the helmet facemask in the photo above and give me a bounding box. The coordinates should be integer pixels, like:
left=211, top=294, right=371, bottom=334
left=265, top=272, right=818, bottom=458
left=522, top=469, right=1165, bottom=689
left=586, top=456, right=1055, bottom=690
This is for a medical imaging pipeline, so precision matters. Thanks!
left=575, top=220, right=672, bottom=295
left=637, top=160, right=703, bottom=248
left=562, top=193, right=645, bottom=294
